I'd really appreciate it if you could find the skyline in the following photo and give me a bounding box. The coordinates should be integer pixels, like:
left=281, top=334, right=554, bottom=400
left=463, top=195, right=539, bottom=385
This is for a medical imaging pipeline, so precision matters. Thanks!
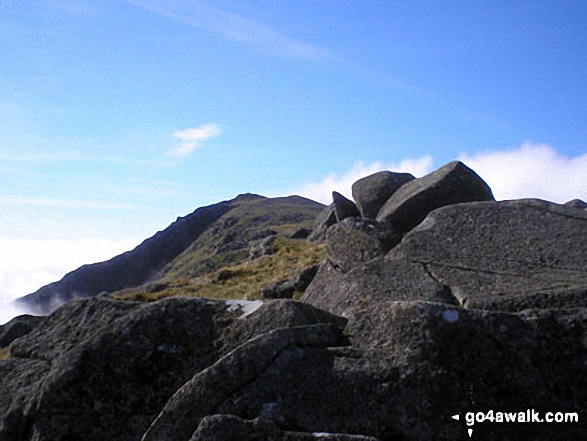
left=1, top=0, right=586, bottom=322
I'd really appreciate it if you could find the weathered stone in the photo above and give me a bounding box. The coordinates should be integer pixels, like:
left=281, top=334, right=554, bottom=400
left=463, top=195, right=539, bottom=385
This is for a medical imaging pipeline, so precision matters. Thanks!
left=325, top=217, right=402, bottom=273
left=307, top=204, right=337, bottom=243
left=302, top=257, right=456, bottom=315
left=261, top=264, right=321, bottom=299
left=332, top=191, right=360, bottom=222
left=249, top=234, right=277, bottom=260
left=174, top=301, right=587, bottom=441
left=352, top=171, right=414, bottom=219
left=376, top=161, right=494, bottom=233
left=0, top=297, right=345, bottom=441
left=262, top=278, right=296, bottom=299
left=142, top=323, right=346, bottom=441
left=291, top=263, right=320, bottom=292
left=388, top=199, right=587, bottom=311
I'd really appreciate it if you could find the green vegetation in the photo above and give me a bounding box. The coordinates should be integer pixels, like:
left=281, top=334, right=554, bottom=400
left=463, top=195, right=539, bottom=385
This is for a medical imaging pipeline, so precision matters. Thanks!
left=157, top=196, right=322, bottom=281
left=111, top=237, right=326, bottom=302
left=0, top=346, right=11, bottom=361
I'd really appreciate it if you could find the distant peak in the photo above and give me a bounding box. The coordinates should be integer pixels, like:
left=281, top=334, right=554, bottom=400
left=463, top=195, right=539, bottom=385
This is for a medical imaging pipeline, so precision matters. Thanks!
left=234, top=193, right=266, bottom=201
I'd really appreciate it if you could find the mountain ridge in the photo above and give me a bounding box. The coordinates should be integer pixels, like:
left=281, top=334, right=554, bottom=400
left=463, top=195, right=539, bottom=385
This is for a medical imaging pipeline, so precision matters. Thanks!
left=17, top=194, right=324, bottom=315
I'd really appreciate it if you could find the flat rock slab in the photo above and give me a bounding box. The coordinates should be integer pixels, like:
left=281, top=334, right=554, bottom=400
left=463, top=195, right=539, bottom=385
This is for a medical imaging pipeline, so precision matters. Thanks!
left=301, top=258, right=457, bottom=316
left=376, top=161, right=494, bottom=233
left=388, top=199, right=587, bottom=311
left=351, top=170, right=414, bottom=219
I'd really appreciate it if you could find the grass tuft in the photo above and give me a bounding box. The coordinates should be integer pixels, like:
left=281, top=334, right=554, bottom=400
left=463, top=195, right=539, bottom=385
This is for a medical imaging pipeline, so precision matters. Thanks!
left=111, top=238, right=326, bottom=303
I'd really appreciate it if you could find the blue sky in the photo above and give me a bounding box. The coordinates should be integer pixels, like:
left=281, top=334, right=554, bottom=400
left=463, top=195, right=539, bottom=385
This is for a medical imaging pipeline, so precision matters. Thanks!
left=1, top=0, right=587, bottom=320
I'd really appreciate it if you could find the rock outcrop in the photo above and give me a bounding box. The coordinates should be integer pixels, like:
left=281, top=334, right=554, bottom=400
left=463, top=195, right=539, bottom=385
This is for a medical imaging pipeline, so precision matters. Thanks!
left=2, top=161, right=586, bottom=440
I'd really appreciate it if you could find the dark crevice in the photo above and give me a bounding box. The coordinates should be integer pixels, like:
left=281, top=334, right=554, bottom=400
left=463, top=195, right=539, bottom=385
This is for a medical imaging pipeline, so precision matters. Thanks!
left=419, top=262, right=460, bottom=307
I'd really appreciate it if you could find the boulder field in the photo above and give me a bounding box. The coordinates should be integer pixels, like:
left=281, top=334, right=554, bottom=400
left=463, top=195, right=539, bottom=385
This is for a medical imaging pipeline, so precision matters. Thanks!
left=1, top=161, right=586, bottom=440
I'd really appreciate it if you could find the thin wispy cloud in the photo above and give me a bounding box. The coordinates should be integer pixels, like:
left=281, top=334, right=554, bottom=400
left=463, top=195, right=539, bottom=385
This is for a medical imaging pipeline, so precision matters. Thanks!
left=167, top=123, right=222, bottom=157
left=126, top=0, right=335, bottom=60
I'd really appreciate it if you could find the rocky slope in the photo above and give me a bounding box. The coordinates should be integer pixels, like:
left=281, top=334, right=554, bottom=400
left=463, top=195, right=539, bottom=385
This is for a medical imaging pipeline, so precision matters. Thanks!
left=17, top=194, right=324, bottom=315
left=2, top=161, right=586, bottom=440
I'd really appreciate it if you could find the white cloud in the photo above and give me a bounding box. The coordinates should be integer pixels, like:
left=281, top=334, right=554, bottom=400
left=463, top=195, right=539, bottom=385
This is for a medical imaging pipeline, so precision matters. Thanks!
left=459, top=142, right=587, bottom=203
left=167, top=124, right=222, bottom=157
left=286, top=142, right=587, bottom=206
left=289, top=156, right=433, bottom=204
left=0, top=237, right=140, bottom=324
left=126, top=0, right=335, bottom=60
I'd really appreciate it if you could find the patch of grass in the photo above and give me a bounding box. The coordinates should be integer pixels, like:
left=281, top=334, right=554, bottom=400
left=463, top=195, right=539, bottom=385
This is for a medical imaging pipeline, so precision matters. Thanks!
left=155, top=196, right=322, bottom=281
left=0, top=346, right=11, bottom=361
left=111, top=238, right=326, bottom=303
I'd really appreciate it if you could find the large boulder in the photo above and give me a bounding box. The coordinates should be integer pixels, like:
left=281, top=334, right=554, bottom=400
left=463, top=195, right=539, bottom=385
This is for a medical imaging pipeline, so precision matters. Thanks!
left=376, top=161, right=494, bottom=233
left=352, top=171, right=414, bottom=219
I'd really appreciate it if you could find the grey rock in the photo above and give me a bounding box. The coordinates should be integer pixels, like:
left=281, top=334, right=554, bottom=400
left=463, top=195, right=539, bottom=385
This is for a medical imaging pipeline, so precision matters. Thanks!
left=325, top=217, right=402, bottom=273
left=302, top=258, right=456, bottom=316
left=262, top=278, right=296, bottom=299
left=388, top=199, right=587, bottom=311
left=564, top=198, right=587, bottom=209
left=351, top=171, right=414, bottom=218
left=249, top=234, right=278, bottom=260
left=0, top=297, right=344, bottom=441
left=307, top=204, right=337, bottom=243
left=332, top=192, right=360, bottom=222
left=170, top=300, right=587, bottom=440
left=261, top=264, right=321, bottom=299
left=142, top=323, right=347, bottom=441
left=0, top=315, right=44, bottom=349
left=376, top=161, right=494, bottom=233
left=291, top=263, right=320, bottom=292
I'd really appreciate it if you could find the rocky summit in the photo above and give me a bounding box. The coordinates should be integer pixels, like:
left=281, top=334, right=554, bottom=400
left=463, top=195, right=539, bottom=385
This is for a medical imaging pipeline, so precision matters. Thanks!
left=2, top=161, right=586, bottom=440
